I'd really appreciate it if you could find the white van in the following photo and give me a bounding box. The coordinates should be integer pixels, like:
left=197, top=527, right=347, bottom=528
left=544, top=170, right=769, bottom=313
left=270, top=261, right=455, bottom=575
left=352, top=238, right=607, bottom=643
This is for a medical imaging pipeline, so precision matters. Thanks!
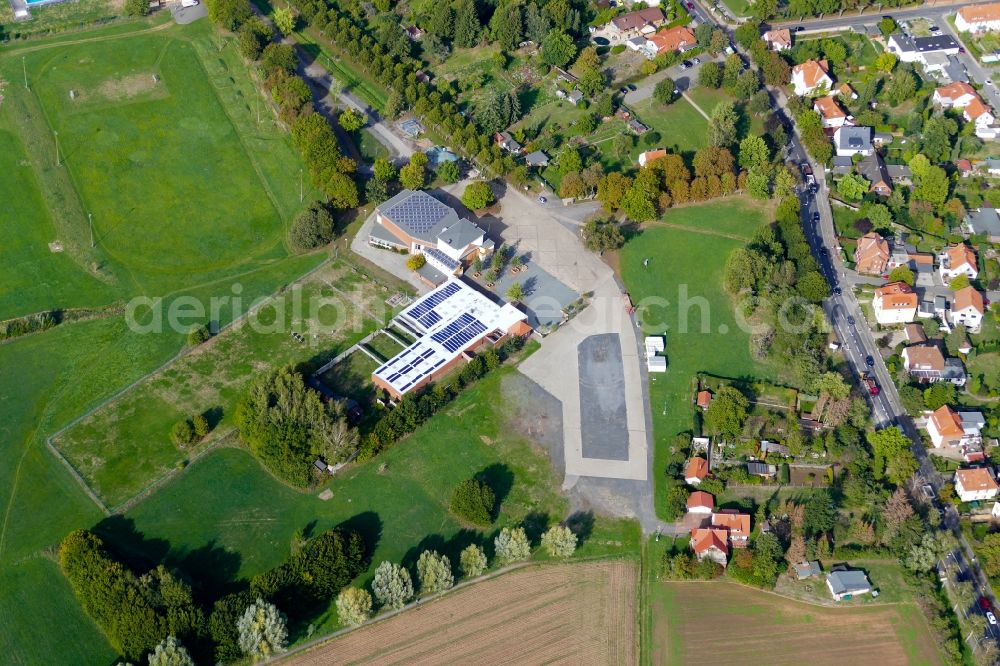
left=181, top=0, right=198, bottom=7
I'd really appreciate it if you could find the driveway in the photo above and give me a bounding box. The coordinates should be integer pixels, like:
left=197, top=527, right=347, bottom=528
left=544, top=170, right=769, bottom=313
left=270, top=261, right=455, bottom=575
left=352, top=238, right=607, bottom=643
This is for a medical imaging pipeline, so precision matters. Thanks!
left=171, top=1, right=207, bottom=24
left=624, top=53, right=724, bottom=106
left=349, top=214, right=431, bottom=294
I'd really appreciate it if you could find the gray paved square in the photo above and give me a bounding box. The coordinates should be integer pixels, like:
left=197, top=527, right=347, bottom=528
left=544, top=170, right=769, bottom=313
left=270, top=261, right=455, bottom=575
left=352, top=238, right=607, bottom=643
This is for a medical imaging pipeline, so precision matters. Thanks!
left=578, top=333, right=629, bottom=461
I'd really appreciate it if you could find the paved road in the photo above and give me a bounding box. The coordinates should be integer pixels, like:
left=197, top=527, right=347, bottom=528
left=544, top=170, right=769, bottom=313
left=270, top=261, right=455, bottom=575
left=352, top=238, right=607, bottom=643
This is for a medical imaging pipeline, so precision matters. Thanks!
left=768, top=0, right=995, bottom=31
left=623, top=53, right=724, bottom=105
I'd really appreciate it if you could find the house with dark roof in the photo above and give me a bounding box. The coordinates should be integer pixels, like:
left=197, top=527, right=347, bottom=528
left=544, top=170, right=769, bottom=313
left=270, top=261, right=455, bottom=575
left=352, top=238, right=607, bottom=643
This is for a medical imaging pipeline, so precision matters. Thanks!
left=525, top=150, right=549, bottom=168
left=857, top=152, right=892, bottom=196
left=965, top=208, right=1000, bottom=243
left=826, top=569, right=872, bottom=600
left=834, top=126, right=873, bottom=157
left=369, top=190, right=494, bottom=284
left=495, top=131, right=522, bottom=154
left=887, top=33, right=959, bottom=64
left=607, top=7, right=665, bottom=39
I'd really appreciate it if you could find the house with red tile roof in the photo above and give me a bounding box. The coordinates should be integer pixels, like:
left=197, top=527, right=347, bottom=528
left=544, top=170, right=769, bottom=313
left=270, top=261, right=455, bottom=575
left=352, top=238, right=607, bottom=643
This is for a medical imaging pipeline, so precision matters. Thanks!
left=955, top=468, right=999, bottom=502
left=950, top=286, right=986, bottom=332
left=646, top=26, right=696, bottom=55
left=792, top=59, right=832, bottom=96
left=957, top=2, right=1000, bottom=32
left=926, top=404, right=984, bottom=450
left=690, top=527, right=729, bottom=565
left=687, top=490, right=714, bottom=514
left=763, top=28, right=791, bottom=51
left=872, top=281, right=917, bottom=325
left=835, top=82, right=857, bottom=99
left=933, top=82, right=979, bottom=109
left=711, top=510, right=751, bottom=547
left=939, top=244, right=978, bottom=284
left=684, top=457, right=709, bottom=486
left=637, top=149, right=667, bottom=167
left=854, top=232, right=889, bottom=275
left=813, top=96, right=848, bottom=128
left=696, top=389, right=713, bottom=410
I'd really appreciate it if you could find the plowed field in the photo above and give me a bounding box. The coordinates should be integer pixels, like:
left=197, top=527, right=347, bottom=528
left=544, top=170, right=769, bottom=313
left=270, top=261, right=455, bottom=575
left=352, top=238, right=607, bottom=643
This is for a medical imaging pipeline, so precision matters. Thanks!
left=287, top=560, right=637, bottom=665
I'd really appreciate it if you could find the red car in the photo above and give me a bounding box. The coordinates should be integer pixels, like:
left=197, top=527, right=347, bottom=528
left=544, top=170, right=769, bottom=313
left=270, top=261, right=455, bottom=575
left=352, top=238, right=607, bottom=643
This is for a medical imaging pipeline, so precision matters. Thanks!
left=687, top=1, right=694, bottom=7
left=980, top=596, right=992, bottom=611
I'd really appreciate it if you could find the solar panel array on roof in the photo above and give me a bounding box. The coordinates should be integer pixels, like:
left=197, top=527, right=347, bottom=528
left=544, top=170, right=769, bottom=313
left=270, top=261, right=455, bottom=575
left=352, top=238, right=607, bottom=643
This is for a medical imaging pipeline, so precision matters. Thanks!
left=423, top=247, right=460, bottom=271
left=405, top=281, right=461, bottom=321
left=430, top=312, right=488, bottom=353
left=383, top=192, right=453, bottom=235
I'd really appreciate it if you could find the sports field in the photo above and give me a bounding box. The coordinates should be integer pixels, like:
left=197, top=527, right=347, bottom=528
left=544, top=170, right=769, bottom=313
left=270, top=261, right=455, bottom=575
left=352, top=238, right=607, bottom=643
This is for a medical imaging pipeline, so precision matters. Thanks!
left=651, top=581, right=942, bottom=665
left=632, top=96, right=708, bottom=155
left=618, top=198, right=781, bottom=518
left=0, top=19, right=315, bottom=318
left=286, top=560, right=637, bottom=665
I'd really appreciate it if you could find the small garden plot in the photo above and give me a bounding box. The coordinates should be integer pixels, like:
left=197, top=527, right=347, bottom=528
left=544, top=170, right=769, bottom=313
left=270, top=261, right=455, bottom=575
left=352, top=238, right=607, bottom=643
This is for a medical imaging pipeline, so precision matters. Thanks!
left=364, top=331, right=406, bottom=361
left=789, top=465, right=834, bottom=487
left=433, top=43, right=520, bottom=109
left=317, top=348, right=381, bottom=407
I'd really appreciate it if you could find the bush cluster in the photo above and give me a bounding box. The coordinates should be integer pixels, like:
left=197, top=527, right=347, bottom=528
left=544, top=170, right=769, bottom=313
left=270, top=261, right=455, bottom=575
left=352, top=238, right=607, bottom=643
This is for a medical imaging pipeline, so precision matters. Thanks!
left=450, top=478, right=496, bottom=525
left=0, top=311, right=57, bottom=341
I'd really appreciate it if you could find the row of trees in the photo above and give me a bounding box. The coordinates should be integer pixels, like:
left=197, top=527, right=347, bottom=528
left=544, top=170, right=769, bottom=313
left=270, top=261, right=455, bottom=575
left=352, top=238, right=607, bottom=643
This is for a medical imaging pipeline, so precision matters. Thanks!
left=235, top=366, right=359, bottom=486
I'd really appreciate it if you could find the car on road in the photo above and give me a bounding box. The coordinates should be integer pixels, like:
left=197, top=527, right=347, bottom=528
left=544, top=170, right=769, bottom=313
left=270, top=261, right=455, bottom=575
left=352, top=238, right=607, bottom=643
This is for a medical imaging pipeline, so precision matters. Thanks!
left=620, top=87, right=629, bottom=95
left=980, top=597, right=992, bottom=611
left=833, top=287, right=842, bottom=295
left=929, top=25, right=939, bottom=31
left=692, top=57, right=701, bottom=65
left=865, top=355, right=875, bottom=367
left=679, top=62, right=689, bottom=70
left=989, top=611, right=998, bottom=626
left=988, top=79, right=995, bottom=87
left=686, top=0, right=694, bottom=7
left=847, top=316, right=855, bottom=325
left=862, top=373, right=880, bottom=396
left=812, top=212, right=820, bottom=223
left=682, top=60, right=693, bottom=68
left=795, top=26, right=804, bottom=32
left=538, top=196, right=547, bottom=204
left=959, top=46, right=966, bottom=54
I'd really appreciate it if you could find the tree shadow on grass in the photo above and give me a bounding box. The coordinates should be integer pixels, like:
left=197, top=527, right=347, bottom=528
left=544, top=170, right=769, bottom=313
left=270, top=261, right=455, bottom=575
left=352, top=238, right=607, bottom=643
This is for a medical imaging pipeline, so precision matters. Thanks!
left=400, top=529, right=487, bottom=579
left=475, top=463, right=514, bottom=520
left=173, top=540, right=243, bottom=600
left=336, top=511, right=383, bottom=569
left=92, top=515, right=170, bottom=573
left=565, top=510, right=595, bottom=545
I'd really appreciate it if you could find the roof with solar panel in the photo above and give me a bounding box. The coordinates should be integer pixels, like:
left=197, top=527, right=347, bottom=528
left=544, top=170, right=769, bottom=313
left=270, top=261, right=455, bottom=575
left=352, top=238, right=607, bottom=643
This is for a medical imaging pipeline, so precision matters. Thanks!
left=376, top=189, right=459, bottom=242
left=373, top=279, right=528, bottom=395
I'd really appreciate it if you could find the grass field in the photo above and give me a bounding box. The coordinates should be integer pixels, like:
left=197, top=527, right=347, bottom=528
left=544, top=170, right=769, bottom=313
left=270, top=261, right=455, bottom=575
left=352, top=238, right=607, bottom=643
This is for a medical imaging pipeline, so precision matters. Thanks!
left=632, top=97, right=708, bottom=155
left=287, top=560, right=637, bottom=664
left=53, top=260, right=389, bottom=509
left=0, top=19, right=316, bottom=317
left=650, top=580, right=941, bottom=665
left=619, top=199, right=781, bottom=518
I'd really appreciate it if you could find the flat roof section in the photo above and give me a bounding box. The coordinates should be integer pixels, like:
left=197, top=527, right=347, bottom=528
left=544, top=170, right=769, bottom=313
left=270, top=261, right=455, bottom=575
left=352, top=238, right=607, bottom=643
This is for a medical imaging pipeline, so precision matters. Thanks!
left=578, top=333, right=629, bottom=461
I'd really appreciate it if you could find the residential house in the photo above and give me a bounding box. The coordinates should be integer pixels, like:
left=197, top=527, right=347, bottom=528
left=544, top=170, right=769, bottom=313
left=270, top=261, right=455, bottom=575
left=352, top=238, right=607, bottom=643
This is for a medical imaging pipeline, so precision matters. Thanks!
left=814, top=96, right=849, bottom=128
left=854, top=232, right=890, bottom=275
left=369, top=190, right=494, bottom=283
left=525, top=150, right=549, bottom=168
left=763, top=28, right=792, bottom=51
left=791, top=59, right=833, bottom=96
left=495, top=131, right=522, bottom=155
left=904, top=322, right=927, bottom=343
left=687, top=490, right=714, bottom=514
left=831, top=156, right=853, bottom=175
left=690, top=528, right=729, bottom=565
left=794, top=561, right=823, bottom=580
left=964, top=97, right=998, bottom=137
left=987, top=158, right=1000, bottom=176
left=886, top=164, right=912, bottom=187
left=938, top=244, right=978, bottom=284
left=747, top=461, right=776, bottom=477
left=902, top=344, right=967, bottom=385
left=886, top=33, right=959, bottom=64
left=697, top=389, right=713, bottom=410
left=857, top=152, right=893, bottom=196
left=761, top=440, right=791, bottom=457
left=826, top=569, right=873, bottom=601
left=834, top=126, right=874, bottom=158
left=568, top=89, right=584, bottom=105
left=926, top=404, right=985, bottom=449
left=933, top=81, right=979, bottom=109
left=964, top=208, right=1000, bottom=242
left=954, top=468, right=1000, bottom=503
left=646, top=25, right=697, bottom=55
left=684, top=457, right=709, bottom=486
left=950, top=286, right=986, bottom=331
left=957, top=159, right=974, bottom=178
left=872, top=281, right=918, bottom=325
left=836, top=82, right=857, bottom=99
left=922, top=52, right=952, bottom=76
left=607, top=8, right=665, bottom=40
left=711, top=509, right=751, bottom=547
left=638, top=149, right=668, bottom=167
left=956, top=2, right=1000, bottom=32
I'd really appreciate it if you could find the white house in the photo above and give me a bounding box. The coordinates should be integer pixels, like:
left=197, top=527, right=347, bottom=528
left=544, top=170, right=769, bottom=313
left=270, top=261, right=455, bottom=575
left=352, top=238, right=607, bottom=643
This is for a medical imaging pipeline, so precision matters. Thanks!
left=956, top=2, right=1000, bottom=33
left=926, top=405, right=984, bottom=449
left=690, top=528, right=728, bottom=565
left=791, top=59, right=833, bottom=96
left=814, top=96, right=849, bottom=129
left=763, top=28, right=792, bottom=51
left=950, top=287, right=986, bottom=332
left=954, top=468, right=999, bottom=503
left=833, top=126, right=874, bottom=158
left=637, top=149, right=668, bottom=167
left=684, top=457, right=709, bottom=486
left=886, top=33, right=959, bottom=64
left=872, top=282, right=918, bottom=325
left=933, top=82, right=979, bottom=109
left=938, top=244, right=978, bottom=283
left=686, top=490, right=714, bottom=514
left=826, top=569, right=872, bottom=601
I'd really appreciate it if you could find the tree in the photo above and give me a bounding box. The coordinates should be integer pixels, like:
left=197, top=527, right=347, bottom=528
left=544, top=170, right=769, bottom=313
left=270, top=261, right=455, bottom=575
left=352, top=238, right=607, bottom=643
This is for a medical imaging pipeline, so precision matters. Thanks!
left=373, top=157, right=396, bottom=183
left=365, top=177, right=389, bottom=204
left=738, top=136, right=769, bottom=171
left=461, top=181, right=495, bottom=210
left=338, top=108, right=365, bottom=132
left=428, top=1, right=454, bottom=39
left=558, top=146, right=582, bottom=175
left=459, top=544, right=487, bottom=578
left=438, top=160, right=460, bottom=183
left=883, top=487, right=914, bottom=540
left=699, top=61, right=722, bottom=88
left=924, top=381, right=956, bottom=410
left=867, top=427, right=917, bottom=486
left=238, top=598, right=288, bottom=661
left=746, top=167, right=771, bottom=200
left=751, top=533, right=783, bottom=586
left=811, top=372, right=850, bottom=400
left=399, top=161, right=426, bottom=190
left=148, top=636, right=194, bottom=666
left=878, top=16, right=897, bottom=37
left=506, top=281, right=525, bottom=302
left=494, top=527, right=531, bottom=564
left=490, top=1, right=524, bottom=50
left=261, top=43, right=296, bottom=75
left=289, top=202, right=335, bottom=251
left=541, top=30, right=576, bottom=68
left=948, top=273, right=971, bottom=292
left=335, top=587, right=372, bottom=627
left=417, top=550, right=454, bottom=594
left=620, top=183, right=657, bottom=221
left=912, top=165, right=950, bottom=206
left=803, top=491, right=836, bottom=537
left=707, top=101, right=738, bottom=148
left=838, top=173, right=869, bottom=201
left=315, top=404, right=359, bottom=463
left=734, top=69, right=760, bottom=100
left=237, top=18, right=270, bottom=60
left=541, top=525, right=577, bottom=558
left=452, top=0, right=481, bottom=47
left=887, top=266, right=914, bottom=286
left=192, top=413, right=210, bottom=438
left=372, top=561, right=413, bottom=609
left=654, top=78, right=677, bottom=105
left=406, top=254, right=426, bottom=271
left=450, top=477, right=496, bottom=525
left=207, top=0, right=253, bottom=31
left=785, top=535, right=806, bottom=570
left=123, top=0, right=150, bottom=17
left=905, top=531, right=954, bottom=572
left=172, top=419, right=195, bottom=446
left=273, top=6, right=295, bottom=35
left=704, top=386, right=748, bottom=440
left=874, top=51, right=897, bottom=74
left=980, top=533, right=1000, bottom=577
left=581, top=218, right=625, bottom=253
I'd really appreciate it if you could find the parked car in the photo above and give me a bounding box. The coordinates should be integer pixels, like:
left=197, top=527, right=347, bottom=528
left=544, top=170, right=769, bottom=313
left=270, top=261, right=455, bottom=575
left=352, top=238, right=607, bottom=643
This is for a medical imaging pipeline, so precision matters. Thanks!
left=538, top=196, right=547, bottom=204
left=980, top=597, right=992, bottom=611
left=988, top=611, right=997, bottom=626
left=620, top=87, right=629, bottom=95
left=833, top=286, right=842, bottom=295
left=679, top=62, right=689, bottom=70
left=865, top=355, right=875, bottom=367
left=812, top=212, right=820, bottom=223
left=692, top=57, right=701, bottom=65
left=687, top=1, right=694, bottom=7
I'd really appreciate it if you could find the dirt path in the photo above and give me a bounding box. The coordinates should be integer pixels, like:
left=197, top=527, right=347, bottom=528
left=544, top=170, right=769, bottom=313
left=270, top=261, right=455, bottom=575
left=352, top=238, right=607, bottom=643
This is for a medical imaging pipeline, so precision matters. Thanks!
left=681, top=92, right=710, bottom=120
left=643, top=220, right=749, bottom=242
left=5, top=19, right=174, bottom=55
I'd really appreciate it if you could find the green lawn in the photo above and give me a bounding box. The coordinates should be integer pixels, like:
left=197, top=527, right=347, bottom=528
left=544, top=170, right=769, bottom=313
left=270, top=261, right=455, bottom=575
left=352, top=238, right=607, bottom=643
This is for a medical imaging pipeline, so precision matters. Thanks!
left=54, top=260, right=380, bottom=509
left=619, top=199, right=781, bottom=519
left=631, top=96, right=708, bottom=155
left=356, top=128, right=389, bottom=163
left=0, top=20, right=315, bottom=316
left=365, top=331, right=405, bottom=361
left=116, top=364, right=572, bottom=637
left=0, top=0, right=136, bottom=41
left=319, top=349, right=382, bottom=406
